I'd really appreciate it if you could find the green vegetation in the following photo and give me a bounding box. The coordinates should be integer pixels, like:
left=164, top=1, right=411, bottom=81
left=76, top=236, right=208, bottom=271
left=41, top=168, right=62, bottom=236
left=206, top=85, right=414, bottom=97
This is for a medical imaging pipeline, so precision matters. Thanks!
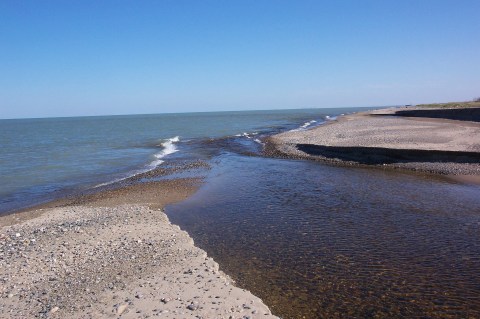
left=416, top=100, right=480, bottom=108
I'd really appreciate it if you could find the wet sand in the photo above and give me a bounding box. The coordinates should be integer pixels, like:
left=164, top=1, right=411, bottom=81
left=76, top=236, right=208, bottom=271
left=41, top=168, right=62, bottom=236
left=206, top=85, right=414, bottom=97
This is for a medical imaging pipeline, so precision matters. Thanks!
left=0, top=177, right=278, bottom=318
left=266, top=106, right=480, bottom=176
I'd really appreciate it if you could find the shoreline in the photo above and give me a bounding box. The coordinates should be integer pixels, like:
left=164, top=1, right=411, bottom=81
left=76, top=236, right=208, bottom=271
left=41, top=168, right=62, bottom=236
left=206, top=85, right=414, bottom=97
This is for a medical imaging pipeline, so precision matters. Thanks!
left=3, top=104, right=479, bottom=318
left=0, top=176, right=279, bottom=318
left=264, top=106, right=480, bottom=178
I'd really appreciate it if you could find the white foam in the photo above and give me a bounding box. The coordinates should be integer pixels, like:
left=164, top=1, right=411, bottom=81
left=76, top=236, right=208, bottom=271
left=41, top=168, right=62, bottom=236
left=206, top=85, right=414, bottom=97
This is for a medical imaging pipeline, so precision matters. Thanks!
left=152, top=136, right=179, bottom=165
left=301, top=120, right=317, bottom=128
left=94, top=136, right=180, bottom=188
left=254, top=138, right=264, bottom=145
left=325, top=115, right=337, bottom=121
left=235, top=132, right=258, bottom=139
left=289, top=120, right=318, bottom=132
left=94, top=169, right=147, bottom=188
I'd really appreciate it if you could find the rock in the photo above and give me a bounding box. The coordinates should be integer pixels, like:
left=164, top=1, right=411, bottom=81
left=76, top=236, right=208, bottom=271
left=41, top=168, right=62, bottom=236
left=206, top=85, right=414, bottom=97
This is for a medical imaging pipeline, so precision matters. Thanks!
left=187, top=303, right=199, bottom=311
left=49, top=306, right=59, bottom=314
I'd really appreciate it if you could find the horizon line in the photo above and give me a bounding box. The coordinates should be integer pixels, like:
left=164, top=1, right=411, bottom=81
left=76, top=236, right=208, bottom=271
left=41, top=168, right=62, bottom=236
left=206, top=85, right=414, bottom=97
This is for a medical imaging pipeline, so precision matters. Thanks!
left=0, top=104, right=392, bottom=121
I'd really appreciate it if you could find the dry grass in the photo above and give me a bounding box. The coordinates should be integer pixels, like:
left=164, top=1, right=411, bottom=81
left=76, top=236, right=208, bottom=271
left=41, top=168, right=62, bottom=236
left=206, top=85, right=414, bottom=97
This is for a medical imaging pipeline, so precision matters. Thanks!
left=416, top=101, right=480, bottom=108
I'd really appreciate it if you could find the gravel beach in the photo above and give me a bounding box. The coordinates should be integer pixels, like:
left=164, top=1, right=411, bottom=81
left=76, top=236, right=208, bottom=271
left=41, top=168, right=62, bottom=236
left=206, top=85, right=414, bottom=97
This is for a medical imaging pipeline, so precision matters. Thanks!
left=0, top=178, right=278, bottom=319
left=265, top=106, right=480, bottom=176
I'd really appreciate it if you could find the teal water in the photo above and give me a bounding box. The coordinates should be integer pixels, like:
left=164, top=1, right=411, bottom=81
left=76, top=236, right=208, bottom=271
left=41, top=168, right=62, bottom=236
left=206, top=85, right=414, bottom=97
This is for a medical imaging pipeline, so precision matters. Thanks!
left=2, top=106, right=480, bottom=318
left=0, top=107, right=356, bottom=213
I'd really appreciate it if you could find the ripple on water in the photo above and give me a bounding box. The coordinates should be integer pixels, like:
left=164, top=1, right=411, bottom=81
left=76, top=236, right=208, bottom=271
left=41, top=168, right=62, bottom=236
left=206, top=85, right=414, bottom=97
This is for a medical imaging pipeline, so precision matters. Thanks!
left=167, top=155, right=480, bottom=319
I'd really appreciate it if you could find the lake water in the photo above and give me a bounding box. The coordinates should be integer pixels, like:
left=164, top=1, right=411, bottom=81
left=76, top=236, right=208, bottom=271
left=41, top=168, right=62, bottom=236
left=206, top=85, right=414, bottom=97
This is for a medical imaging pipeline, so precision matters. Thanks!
left=0, top=107, right=351, bottom=214
left=1, top=107, right=480, bottom=318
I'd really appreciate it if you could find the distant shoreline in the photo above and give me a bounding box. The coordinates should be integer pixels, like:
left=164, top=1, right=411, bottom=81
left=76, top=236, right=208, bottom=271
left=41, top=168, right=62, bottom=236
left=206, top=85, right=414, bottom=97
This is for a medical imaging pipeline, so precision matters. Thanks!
left=265, top=105, right=480, bottom=179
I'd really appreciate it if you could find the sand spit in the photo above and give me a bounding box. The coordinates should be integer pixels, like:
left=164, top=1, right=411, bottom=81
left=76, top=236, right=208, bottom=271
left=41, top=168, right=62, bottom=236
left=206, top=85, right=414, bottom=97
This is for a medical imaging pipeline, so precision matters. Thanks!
left=266, top=107, right=480, bottom=176
left=0, top=177, right=278, bottom=319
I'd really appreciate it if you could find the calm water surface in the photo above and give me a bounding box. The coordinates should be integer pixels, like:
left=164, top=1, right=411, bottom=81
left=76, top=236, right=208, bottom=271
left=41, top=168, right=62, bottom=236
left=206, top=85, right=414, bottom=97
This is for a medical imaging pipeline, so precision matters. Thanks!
left=167, top=153, right=480, bottom=319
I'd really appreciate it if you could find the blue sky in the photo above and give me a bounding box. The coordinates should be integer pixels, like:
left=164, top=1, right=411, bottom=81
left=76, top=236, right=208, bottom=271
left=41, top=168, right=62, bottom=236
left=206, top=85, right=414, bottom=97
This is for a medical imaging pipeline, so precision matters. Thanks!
left=1, top=0, right=479, bottom=118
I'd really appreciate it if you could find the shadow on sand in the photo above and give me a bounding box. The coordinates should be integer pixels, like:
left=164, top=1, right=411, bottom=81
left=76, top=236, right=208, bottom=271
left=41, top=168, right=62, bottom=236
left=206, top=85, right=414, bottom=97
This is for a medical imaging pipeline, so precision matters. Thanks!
left=296, top=144, right=480, bottom=165
left=374, top=107, right=480, bottom=122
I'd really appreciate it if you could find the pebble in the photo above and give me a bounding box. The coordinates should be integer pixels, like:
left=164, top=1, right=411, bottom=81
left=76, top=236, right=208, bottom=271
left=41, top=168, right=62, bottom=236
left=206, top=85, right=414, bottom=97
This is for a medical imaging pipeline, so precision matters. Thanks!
left=187, top=303, right=199, bottom=310
left=117, top=304, right=128, bottom=315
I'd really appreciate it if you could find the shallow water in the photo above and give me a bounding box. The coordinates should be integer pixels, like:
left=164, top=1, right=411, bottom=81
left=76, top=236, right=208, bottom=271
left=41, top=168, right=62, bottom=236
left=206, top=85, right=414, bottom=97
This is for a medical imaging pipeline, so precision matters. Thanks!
left=167, top=154, right=480, bottom=319
left=0, top=107, right=351, bottom=214
left=3, top=106, right=480, bottom=318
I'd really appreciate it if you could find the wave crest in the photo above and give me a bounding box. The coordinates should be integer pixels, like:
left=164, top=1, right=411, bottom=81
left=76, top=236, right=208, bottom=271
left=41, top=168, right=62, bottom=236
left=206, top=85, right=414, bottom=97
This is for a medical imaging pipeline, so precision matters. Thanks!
left=95, top=136, right=180, bottom=188
left=150, top=136, right=180, bottom=167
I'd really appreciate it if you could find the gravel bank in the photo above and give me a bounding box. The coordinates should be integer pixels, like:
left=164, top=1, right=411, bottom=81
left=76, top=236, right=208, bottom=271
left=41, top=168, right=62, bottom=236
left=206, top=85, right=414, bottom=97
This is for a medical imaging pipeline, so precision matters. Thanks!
left=265, top=107, right=480, bottom=176
left=0, top=179, right=278, bottom=318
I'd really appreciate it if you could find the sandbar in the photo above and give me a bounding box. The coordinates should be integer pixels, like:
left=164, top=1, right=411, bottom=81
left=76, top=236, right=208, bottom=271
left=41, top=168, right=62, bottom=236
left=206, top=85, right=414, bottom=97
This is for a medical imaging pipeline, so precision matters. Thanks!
left=266, top=106, right=480, bottom=176
left=0, top=177, right=278, bottom=318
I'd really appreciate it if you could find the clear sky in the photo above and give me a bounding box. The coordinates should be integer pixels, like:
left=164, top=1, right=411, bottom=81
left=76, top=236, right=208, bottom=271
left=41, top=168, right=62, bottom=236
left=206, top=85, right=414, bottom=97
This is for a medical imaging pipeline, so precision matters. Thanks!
left=1, top=0, right=479, bottom=118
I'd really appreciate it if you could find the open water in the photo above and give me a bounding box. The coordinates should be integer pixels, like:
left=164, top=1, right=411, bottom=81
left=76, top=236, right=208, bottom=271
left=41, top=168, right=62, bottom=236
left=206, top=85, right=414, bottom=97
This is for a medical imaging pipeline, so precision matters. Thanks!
left=1, top=107, right=480, bottom=318
left=0, top=108, right=347, bottom=214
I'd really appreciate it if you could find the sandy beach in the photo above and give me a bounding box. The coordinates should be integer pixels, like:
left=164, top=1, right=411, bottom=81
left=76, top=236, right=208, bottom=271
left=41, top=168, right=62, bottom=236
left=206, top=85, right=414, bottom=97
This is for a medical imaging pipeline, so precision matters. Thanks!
left=265, top=106, right=480, bottom=177
left=2, top=106, right=480, bottom=319
left=0, top=177, right=278, bottom=318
